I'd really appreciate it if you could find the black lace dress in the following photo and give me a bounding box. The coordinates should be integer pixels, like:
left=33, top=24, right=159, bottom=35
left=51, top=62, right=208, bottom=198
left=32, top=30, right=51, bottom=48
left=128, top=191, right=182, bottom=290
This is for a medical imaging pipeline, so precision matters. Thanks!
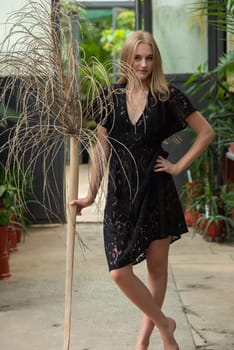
left=97, top=84, right=197, bottom=271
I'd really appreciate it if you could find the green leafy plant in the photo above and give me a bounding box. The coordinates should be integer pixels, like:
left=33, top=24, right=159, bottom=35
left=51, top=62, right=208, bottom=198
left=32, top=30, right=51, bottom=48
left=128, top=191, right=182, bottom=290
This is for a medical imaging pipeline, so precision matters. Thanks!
left=0, top=180, right=15, bottom=227
left=0, top=208, right=11, bottom=226
left=187, top=0, right=234, bottom=152
left=101, top=11, right=135, bottom=57
left=220, top=190, right=234, bottom=216
left=185, top=55, right=234, bottom=152
left=0, top=162, right=16, bottom=209
left=0, top=162, right=31, bottom=235
left=60, top=0, right=112, bottom=64
left=188, top=178, right=233, bottom=240
left=191, top=1, right=234, bottom=34
left=182, top=1, right=234, bottom=241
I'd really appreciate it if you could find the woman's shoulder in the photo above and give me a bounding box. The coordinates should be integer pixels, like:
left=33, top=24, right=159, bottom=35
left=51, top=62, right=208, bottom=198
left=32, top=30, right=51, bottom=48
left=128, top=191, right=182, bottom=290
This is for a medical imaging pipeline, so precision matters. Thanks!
left=168, top=83, right=184, bottom=96
left=166, top=83, right=197, bottom=114
left=168, top=83, right=193, bottom=99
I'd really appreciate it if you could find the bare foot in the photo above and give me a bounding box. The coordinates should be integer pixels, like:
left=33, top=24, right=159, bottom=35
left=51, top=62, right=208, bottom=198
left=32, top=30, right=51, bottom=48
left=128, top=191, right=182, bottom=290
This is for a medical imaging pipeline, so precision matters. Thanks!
left=162, top=317, right=179, bottom=350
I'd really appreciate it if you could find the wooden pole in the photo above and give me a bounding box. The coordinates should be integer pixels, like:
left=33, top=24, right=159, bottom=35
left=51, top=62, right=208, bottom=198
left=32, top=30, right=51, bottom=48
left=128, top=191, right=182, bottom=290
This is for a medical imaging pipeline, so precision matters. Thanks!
left=63, top=136, right=79, bottom=350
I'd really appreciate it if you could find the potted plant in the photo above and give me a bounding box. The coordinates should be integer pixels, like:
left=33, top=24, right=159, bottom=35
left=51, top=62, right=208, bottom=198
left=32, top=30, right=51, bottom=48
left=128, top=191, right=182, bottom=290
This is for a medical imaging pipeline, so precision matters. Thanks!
left=0, top=177, right=17, bottom=253
left=0, top=208, right=11, bottom=249
left=218, top=189, right=234, bottom=241
left=187, top=176, right=233, bottom=241
left=182, top=1, right=234, bottom=241
left=0, top=190, right=12, bottom=279
left=195, top=207, right=233, bottom=242
left=0, top=211, right=11, bottom=279
left=0, top=162, right=31, bottom=242
left=180, top=171, right=203, bottom=226
left=220, top=190, right=234, bottom=219
left=0, top=207, right=11, bottom=227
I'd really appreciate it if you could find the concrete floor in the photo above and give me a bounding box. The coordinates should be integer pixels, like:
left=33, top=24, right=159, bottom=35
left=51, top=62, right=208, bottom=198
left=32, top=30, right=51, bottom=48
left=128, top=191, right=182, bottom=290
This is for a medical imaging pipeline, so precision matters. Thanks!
left=1, top=165, right=234, bottom=350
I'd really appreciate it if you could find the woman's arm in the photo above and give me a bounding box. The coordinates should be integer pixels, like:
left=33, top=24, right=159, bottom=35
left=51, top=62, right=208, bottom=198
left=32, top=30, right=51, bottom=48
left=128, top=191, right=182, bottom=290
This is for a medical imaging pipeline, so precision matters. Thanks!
left=70, top=125, right=110, bottom=215
left=154, top=111, right=216, bottom=176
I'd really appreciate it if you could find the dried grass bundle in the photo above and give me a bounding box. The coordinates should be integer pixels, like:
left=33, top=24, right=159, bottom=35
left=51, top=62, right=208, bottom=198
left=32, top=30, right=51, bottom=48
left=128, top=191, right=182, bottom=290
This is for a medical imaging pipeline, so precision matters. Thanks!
left=0, top=1, right=116, bottom=348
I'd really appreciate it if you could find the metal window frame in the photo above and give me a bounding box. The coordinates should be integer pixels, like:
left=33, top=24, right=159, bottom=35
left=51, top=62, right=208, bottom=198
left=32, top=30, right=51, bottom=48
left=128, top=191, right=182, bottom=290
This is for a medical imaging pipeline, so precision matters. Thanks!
left=136, top=0, right=226, bottom=73
left=77, top=1, right=135, bottom=9
left=135, top=0, right=152, bottom=31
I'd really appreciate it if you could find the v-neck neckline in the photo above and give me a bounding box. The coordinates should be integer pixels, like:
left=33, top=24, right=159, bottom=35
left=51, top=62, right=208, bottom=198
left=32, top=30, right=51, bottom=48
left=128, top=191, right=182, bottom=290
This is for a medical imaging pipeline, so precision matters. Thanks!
left=124, top=91, right=149, bottom=127
left=127, top=109, right=145, bottom=126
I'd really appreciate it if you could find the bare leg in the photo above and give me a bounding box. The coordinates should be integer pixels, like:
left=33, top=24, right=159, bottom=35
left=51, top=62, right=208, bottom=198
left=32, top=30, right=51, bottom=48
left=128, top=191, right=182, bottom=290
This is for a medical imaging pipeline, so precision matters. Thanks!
left=110, top=262, right=179, bottom=350
left=136, top=237, right=171, bottom=350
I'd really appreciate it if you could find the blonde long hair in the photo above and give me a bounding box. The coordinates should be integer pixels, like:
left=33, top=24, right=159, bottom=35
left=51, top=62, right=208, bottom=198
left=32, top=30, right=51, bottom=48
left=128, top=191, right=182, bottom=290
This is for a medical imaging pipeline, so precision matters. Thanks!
left=118, top=31, right=169, bottom=102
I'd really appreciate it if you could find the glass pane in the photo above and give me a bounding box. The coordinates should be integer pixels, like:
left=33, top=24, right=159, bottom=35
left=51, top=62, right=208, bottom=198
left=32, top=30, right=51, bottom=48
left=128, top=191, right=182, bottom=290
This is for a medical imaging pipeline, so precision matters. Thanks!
left=152, top=0, right=208, bottom=74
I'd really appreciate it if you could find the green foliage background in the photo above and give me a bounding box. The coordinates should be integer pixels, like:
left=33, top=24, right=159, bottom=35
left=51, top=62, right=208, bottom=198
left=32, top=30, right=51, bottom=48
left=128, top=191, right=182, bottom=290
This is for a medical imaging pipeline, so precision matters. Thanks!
left=60, top=0, right=135, bottom=63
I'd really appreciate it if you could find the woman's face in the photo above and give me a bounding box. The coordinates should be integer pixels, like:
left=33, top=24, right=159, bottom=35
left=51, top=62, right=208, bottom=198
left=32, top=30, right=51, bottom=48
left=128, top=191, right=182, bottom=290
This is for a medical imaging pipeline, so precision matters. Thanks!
left=131, top=42, right=153, bottom=84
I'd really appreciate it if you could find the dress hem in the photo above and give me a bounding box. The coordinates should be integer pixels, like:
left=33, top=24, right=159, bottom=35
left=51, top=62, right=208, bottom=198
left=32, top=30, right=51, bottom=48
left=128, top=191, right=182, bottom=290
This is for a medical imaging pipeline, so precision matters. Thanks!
left=107, top=229, right=188, bottom=271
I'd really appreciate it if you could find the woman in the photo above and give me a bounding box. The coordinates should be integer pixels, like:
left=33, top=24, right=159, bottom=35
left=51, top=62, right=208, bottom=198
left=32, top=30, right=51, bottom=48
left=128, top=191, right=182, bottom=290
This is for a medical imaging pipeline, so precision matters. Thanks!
left=70, top=31, right=215, bottom=350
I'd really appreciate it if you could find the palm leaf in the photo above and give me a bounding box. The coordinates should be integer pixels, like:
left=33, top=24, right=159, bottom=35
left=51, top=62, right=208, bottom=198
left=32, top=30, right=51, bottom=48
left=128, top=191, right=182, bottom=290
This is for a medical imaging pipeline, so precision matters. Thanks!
left=191, top=0, right=234, bottom=34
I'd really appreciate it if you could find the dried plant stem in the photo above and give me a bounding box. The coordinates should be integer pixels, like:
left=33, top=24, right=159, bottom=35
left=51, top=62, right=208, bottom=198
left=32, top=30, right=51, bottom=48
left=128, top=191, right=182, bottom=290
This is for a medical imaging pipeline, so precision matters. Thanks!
left=64, top=136, right=79, bottom=350
left=0, top=2, right=130, bottom=348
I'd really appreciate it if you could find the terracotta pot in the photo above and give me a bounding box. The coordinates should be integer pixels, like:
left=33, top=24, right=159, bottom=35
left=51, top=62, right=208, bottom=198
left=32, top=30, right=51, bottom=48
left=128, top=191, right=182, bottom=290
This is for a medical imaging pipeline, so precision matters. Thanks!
left=196, top=214, right=223, bottom=237
left=8, top=227, right=18, bottom=253
left=14, top=222, right=23, bottom=243
left=0, top=226, right=9, bottom=252
left=206, top=220, right=223, bottom=238
left=184, top=208, right=197, bottom=226
left=0, top=226, right=11, bottom=279
left=0, top=251, right=11, bottom=279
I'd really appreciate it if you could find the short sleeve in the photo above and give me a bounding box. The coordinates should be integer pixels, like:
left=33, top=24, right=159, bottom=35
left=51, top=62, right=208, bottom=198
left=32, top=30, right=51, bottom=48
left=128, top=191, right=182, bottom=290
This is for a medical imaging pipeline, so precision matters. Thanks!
left=166, top=85, right=197, bottom=136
